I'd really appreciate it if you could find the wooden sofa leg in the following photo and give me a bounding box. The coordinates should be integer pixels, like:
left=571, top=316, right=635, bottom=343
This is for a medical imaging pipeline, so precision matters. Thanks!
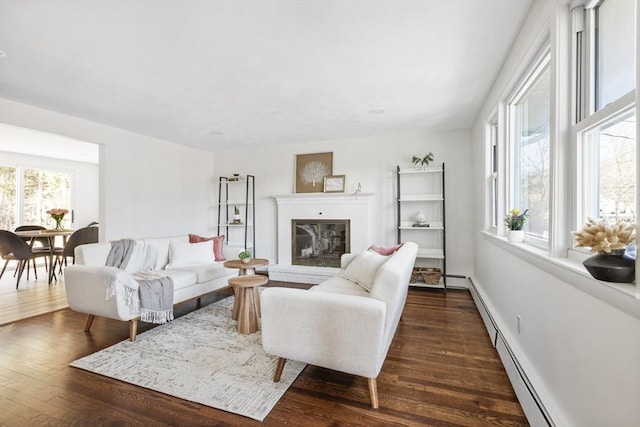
left=129, top=319, right=138, bottom=342
left=274, top=357, right=286, bottom=382
left=368, top=377, right=379, bottom=409
left=84, top=314, right=95, bottom=332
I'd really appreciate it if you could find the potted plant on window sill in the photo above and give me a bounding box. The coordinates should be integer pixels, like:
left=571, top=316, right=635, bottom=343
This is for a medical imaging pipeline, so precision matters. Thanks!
left=504, top=208, right=529, bottom=243
left=238, top=250, right=252, bottom=264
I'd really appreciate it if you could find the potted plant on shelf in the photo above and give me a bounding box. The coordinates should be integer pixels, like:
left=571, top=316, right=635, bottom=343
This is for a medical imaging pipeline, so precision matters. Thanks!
left=573, top=218, right=635, bottom=283
left=411, top=153, right=434, bottom=170
left=233, top=206, right=241, bottom=224
left=238, top=250, right=252, bottom=264
left=504, top=208, right=529, bottom=242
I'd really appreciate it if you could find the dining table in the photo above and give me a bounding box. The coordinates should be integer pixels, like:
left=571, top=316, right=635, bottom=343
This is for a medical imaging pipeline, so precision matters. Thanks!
left=15, top=229, right=74, bottom=284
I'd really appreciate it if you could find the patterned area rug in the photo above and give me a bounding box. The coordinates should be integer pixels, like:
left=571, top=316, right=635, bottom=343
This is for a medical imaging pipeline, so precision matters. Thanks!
left=69, top=296, right=305, bottom=421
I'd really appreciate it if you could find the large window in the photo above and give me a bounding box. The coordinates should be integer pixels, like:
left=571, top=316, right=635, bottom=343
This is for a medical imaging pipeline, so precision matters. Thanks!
left=0, top=165, right=72, bottom=230
left=595, top=0, right=636, bottom=111
left=574, top=0, right=636, bottom=244
left=579, top=109, right=636, bottom=225
left=510, top=57, right=551, bottom=240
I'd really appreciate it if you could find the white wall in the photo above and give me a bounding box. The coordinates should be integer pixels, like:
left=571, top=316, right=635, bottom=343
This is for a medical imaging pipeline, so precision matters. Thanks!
left=0, top=98, right=215, bottom=240
left=0, top=150, right=99, bottom=228
left=471, top=1, right=640, bottom=426
left=214, top=129, right=474, bottom=284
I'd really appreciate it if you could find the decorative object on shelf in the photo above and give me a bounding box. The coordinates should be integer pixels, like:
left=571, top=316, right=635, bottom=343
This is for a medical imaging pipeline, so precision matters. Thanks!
left=504, top=208, right=529, bottom=242
left=411, top=153, right=434, bottom=170
left=421, top=268, right=442, bottom=285
left=295, top=152, right=333, bottom=193
left=238, top=250, right=252, bottom=264
left=353, top=182, right=362, bottom=198
left=573, top=218, right=636, bottom=283
left=323, top=175, right=345, bottom=193
left=409, top=267, right=441, bottom=284
left=233, top=206, right=242, bottom=224
left=415, top=209, right=427, bottom=226
left=46, top=208, right=69, bottom=231
left=228, top=173, right=241, bottom=181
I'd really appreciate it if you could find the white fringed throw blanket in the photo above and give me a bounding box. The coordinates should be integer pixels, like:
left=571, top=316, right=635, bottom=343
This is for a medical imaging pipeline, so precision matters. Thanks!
left=105, top=239, right=174, bottom=324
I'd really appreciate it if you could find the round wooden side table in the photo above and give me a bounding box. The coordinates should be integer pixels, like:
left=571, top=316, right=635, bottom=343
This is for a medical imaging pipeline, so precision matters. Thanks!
left=223, top=258, right=268, bottom=276
left=228, top=274, right=268, bottom=334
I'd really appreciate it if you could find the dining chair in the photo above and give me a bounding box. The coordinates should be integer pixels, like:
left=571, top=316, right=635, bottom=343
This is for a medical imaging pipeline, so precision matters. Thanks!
left=52, top=226, right=99, bottom=274
left=0, top=230, right=51, bottom=288
left=15, top=225, right=52, bottom=274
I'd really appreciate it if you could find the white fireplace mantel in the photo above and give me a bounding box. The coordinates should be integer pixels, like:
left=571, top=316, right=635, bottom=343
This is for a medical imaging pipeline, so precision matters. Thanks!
left=270, top=192, right=375, bottom=283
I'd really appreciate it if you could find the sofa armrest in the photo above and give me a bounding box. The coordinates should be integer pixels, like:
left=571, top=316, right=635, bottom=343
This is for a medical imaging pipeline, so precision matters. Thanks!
left=75, top=242, right=111, bottom=266
left=261, top=287, right=387, bottom=378
left=65, top=265, right=140, bottom=321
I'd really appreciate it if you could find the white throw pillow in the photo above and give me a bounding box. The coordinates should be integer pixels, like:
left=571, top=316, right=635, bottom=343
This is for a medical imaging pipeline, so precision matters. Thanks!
left=341, top=250, right=388, bottom=292
left=167, top=240, right=213, bottom=267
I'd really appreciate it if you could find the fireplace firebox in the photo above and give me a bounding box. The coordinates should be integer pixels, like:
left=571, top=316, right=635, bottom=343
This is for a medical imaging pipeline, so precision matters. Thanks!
left=292, top=219, right=350, bottom=268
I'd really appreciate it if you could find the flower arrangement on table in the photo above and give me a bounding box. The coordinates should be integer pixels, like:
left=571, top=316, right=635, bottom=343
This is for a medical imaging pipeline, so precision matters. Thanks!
left=46, top=208, right=69, bottom=231
left=504, top=208, right=529, bottom=230
left=573, top=218, right=635, bottom=254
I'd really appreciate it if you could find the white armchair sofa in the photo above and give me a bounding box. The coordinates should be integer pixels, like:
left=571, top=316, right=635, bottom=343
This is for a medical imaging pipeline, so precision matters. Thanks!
left=261, top=241, right=418, bottom=408
left=65, top=235, right=243, bottom=341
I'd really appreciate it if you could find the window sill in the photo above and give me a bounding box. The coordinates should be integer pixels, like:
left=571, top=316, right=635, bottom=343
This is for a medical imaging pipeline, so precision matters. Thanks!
left=481, top=231, right=640, bottom=319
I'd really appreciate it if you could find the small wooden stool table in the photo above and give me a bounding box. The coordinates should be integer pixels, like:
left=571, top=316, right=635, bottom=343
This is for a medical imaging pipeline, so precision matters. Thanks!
left=223, top=258, right=268, bottom=276
left=228, top=274, right=268, bottom=334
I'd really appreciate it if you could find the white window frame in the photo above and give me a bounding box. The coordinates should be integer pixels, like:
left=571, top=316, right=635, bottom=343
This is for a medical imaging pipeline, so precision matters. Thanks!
left=485, top=111, right=499, bottom=230
left=571, top=0, right=637, bottom=256
left=505, top=46, right=552, bottom=250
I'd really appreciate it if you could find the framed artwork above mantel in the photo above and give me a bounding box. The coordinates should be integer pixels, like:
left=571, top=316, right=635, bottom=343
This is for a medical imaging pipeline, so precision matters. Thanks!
left=295, top=152, right=333, bottom=193
left=323, top=175, right=345, bottom=193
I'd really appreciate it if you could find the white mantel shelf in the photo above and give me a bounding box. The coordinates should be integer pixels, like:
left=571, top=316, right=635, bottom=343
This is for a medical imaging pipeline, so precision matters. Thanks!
left=273, top=193, right=375, bottom=202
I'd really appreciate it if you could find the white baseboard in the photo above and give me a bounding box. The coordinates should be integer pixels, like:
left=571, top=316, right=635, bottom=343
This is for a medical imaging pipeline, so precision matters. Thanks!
left=467, top=277, right=554, bottom=427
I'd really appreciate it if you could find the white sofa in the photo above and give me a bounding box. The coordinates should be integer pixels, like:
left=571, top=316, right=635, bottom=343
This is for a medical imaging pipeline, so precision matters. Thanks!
left=65, top=235, right=243, bottom=341
left=261, top=241, right=418, bottom=408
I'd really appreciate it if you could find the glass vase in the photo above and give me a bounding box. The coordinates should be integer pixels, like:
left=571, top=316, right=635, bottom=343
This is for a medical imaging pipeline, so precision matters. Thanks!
left=53, top=217, right=64, bottom=231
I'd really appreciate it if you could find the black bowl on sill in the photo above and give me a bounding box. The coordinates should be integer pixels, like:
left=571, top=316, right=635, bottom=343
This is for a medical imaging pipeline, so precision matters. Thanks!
left=583, top=250, right=635, bottom=283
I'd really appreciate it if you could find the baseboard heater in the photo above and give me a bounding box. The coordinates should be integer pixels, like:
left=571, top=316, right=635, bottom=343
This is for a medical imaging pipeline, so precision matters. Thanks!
left=467, top=277, right=554, bottom=427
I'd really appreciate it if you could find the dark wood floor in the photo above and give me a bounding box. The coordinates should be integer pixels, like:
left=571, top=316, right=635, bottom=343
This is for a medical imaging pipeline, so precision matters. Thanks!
left=0, top=282, right=529, bottom=426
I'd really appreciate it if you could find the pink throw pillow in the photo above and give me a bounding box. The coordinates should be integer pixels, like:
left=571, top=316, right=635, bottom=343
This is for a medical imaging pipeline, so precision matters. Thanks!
left=189, top=234, right=225, bottom=261
left=368, top=244, right=403, bottom=256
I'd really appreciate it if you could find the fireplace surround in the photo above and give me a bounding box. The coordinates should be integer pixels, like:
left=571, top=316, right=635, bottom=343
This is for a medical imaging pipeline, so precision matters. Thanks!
left=270, top=193, right=374, bottom=284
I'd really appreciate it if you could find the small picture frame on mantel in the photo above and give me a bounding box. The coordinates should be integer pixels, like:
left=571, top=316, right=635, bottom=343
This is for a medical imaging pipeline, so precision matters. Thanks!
left=323, top=175, right=346, bottom=193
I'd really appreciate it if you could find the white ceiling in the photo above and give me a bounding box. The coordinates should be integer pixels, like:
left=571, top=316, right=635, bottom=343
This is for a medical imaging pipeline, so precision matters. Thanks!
left=0, top=0, right=532, bottom=152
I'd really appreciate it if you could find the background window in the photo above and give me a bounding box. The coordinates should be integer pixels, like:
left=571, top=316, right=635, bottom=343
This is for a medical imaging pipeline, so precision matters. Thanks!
left=23, top=168, right=72, bottom=228
left=512, top=63, right=551, bottom=239
left=595, top=0, right=636, bottom=110
left=0, top=165, right=72, bottom=230
left=0, top=166, right=17, bottom=230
